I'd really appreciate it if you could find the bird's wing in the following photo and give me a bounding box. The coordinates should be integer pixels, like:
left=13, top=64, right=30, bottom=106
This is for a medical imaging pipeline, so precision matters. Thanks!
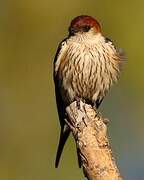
left=105, top=37, right=125, bottom=63
left=95, top=37, right=125, bottom=108
left=54, top=38, right=68, bottom=127
left=53, top=39, right=71, bottom=168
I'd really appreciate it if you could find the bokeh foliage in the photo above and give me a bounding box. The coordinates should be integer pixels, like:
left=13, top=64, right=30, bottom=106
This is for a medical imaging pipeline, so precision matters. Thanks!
left=0, top=0, right=144, bottom=179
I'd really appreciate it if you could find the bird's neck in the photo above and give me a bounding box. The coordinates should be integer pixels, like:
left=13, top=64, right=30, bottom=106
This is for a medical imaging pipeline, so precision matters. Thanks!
left=68, top=32, right=104, bottom=44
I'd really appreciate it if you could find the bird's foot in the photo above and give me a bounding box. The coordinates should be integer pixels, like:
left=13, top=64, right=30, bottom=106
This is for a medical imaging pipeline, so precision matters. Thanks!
left=64, top=118, right=75, bottom=132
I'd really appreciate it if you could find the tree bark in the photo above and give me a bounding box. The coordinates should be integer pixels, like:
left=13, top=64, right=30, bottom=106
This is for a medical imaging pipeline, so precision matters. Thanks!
left=65, top=100, right=123, bottom=180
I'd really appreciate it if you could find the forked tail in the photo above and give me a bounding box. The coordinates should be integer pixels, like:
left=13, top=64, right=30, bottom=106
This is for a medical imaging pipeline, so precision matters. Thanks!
left=55, top=127, right=70, bottom=168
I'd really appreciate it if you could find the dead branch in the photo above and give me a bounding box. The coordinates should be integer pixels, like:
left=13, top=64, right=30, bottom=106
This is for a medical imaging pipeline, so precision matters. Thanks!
left=65, top=101, right=123, bottom=180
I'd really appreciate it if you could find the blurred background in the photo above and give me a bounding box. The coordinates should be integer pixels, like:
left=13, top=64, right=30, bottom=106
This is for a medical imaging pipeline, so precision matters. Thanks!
left=0, top=0, right=144, bottom=179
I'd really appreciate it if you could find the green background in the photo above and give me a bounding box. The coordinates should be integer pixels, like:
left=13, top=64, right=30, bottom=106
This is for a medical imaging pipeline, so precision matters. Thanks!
left=0, top=0, right=144, bottom=179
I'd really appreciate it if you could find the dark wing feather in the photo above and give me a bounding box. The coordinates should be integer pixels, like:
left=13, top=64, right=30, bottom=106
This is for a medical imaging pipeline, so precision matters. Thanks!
left=53, top=39, right=71, bottom=168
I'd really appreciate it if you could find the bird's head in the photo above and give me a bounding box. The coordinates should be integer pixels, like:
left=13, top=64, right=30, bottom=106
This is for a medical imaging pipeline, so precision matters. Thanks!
left=69, top=15, right=101, bottom=36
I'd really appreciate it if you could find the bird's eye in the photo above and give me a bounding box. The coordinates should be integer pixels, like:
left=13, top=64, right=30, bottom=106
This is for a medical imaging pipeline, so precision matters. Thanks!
left=82, top=26, right=91, bottom=32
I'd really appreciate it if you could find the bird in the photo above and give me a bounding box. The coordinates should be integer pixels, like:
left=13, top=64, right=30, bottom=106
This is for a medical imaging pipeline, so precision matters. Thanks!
left=53, top=15, right=123, bottom=168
